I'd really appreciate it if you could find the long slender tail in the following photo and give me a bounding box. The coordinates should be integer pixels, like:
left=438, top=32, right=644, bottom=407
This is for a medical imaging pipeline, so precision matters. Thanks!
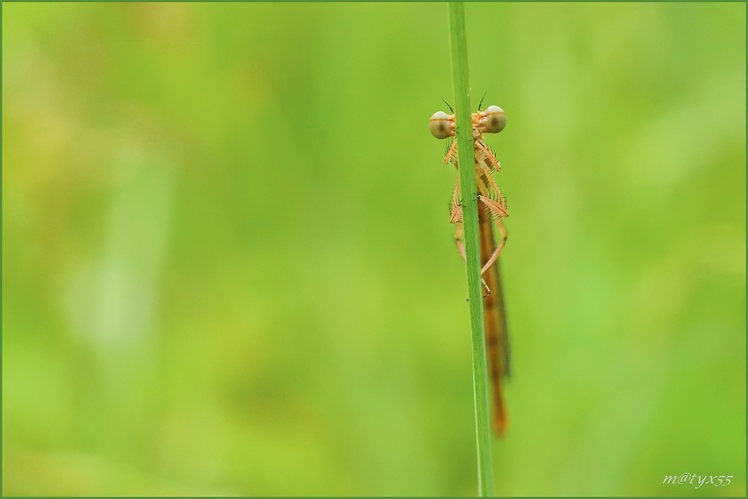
left=478, top=204, right=510, bottom=437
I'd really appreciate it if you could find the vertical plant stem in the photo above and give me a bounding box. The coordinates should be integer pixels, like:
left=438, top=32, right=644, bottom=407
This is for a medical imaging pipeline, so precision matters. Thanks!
left=448, top=3, right=495, bottom=496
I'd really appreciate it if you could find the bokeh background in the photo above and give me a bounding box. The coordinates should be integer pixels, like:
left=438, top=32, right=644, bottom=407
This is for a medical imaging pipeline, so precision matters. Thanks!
left=2, top=2, right=745, bottom=496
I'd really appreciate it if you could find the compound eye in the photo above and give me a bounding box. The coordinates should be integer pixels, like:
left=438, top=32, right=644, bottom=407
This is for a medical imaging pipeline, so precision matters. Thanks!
left=482, top=105, right=506, bottom=133
left=429, top=111, right=455, bottom=139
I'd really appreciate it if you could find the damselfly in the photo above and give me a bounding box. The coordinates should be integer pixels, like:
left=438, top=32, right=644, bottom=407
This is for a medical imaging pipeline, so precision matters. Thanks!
left=429, top=102, right=510, bottom=436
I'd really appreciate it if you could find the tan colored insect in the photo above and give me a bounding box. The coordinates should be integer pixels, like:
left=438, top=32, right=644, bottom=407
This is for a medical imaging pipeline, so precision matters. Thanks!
left=429, top=103, right=511, bottom=436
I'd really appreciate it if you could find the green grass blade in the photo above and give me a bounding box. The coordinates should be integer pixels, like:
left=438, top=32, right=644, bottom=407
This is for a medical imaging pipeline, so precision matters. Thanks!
left=448, top=3, right=495, bottom=496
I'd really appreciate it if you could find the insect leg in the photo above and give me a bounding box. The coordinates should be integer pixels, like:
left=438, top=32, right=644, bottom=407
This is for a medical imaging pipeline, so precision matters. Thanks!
left=453, top=219, right=492, bottom=296
left=477, top=206, right=507, bottom=276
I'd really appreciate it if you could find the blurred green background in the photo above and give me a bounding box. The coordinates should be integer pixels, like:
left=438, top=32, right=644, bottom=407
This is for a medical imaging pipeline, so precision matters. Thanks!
left=2, top=2, right=745, bottom=496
